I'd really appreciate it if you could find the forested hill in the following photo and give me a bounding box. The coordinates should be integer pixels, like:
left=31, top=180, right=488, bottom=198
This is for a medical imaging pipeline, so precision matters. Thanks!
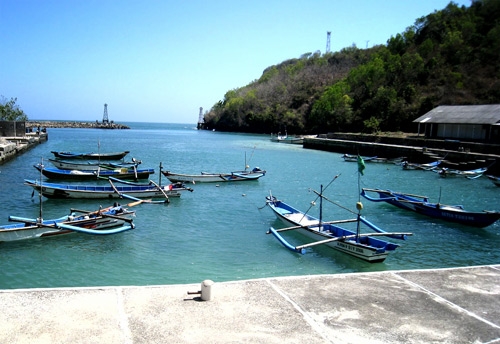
left=202, top=0, right=500, bottom=134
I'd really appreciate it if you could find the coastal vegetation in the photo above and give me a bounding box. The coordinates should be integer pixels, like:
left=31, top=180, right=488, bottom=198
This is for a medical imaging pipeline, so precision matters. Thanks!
left=202, top=0, right=500, bottom=134
left=0, top=96, right=27, bottom=121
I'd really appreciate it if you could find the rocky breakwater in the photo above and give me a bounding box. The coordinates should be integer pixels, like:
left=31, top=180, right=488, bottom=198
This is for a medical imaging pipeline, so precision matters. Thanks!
left=27, top=121, right=130, bottom=129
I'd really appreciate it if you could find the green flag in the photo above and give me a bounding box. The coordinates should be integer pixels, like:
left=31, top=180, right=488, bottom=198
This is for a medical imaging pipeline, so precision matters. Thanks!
left=357, top=155, right=366, bottom=175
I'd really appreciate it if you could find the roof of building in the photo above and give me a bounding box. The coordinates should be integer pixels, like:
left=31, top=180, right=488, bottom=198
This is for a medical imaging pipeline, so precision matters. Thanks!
left=413, top=104, right=500, bottom=125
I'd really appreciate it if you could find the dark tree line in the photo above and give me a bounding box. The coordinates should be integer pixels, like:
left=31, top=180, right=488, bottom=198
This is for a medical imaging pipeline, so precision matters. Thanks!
left=203, top=0, right=500, bottom=134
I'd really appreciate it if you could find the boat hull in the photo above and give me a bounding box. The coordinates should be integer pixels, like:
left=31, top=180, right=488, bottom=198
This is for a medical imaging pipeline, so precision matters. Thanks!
left=25, top=180, right=187, bottom=199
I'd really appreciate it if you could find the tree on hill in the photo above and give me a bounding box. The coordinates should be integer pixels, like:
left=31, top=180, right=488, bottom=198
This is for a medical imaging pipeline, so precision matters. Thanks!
left=203, top=0, right=500, bottom=134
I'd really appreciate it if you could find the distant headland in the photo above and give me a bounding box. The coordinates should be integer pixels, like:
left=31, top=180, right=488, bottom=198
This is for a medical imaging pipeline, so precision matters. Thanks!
left=27, top=120, right=130, bottom=129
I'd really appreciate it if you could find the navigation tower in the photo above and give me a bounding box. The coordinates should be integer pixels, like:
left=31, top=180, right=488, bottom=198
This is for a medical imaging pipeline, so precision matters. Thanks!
left=197, top=107, right=204, bottom=130
left=103, top=104, right=109, bottom=123
left=326, top=31, right=331, bottom=53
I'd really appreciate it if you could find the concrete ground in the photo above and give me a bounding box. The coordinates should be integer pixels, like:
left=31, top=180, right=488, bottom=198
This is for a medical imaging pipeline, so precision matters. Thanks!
left=1, top=265, right=499, bottom=344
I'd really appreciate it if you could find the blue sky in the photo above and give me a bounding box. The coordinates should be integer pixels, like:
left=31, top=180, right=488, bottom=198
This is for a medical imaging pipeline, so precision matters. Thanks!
left=0, top=0, right=471, bottom=124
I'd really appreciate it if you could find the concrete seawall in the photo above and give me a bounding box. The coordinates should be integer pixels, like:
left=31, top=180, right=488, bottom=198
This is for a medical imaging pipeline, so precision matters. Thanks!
left=304, top=136, right=500, bottom=174
left=1, top=265, right=499, bottom=343
left=0, top=132, right=48, bottom=165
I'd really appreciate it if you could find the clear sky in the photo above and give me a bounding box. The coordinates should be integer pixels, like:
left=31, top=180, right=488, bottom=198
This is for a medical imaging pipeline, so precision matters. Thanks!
left=0, top=0, right=471, bottom=124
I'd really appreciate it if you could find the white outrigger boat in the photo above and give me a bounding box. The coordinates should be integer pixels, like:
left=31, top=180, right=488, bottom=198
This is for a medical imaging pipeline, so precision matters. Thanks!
left=162, top=167, right=265, bottom=183
left=266, top=187, right=411, bottom=262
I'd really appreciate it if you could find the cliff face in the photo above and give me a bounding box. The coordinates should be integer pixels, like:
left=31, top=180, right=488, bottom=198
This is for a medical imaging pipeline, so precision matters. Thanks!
left=27, top=121, right=130, bottom=129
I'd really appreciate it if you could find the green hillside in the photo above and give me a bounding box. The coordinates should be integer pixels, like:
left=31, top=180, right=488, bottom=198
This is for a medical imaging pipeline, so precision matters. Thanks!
left=203, top=0, right=500, bottom=134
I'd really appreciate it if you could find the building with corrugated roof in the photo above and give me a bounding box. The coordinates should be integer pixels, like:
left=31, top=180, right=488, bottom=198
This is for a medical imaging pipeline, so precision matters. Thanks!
left=413, top=105, right=500, bottom=143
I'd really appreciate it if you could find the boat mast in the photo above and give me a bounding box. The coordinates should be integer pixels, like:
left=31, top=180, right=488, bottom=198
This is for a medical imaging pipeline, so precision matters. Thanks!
left=38, top=157, right=43, bottom=223
left=319, top=184, right=323, bottom=229
left=159, top=162, right=163, bottom=186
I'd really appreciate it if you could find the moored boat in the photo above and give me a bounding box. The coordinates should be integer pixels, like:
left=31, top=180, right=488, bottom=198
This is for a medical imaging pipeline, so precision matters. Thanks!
left=162, top=167, right=265, bottom=183
left=341, top=154, right=405, bottom=164
left=436, top=167, right=487, bottom=178
left=48, top=158, right=141, bottom=171
left=34, top=164, right=154, bottom=180
left=402, top=160, right=441, bottom=170
left=270, top=135, right=304, bottom=144
left=0, top=204, right=135, bottom=242
left=361, top=188, right=500, bottom=228
left=24, top=179, right=192, bottom=201
left=265, top=195, right=410, bottom=263
left=51, top=151, right=130, bottom=160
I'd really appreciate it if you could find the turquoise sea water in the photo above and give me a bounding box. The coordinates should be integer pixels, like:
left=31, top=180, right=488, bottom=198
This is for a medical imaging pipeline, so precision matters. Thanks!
left=0, top=122, right=499, bottom=289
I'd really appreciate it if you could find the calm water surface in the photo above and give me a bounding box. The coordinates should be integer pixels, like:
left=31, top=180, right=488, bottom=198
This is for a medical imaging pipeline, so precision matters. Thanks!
left=0, top=122, right=499, bottom=289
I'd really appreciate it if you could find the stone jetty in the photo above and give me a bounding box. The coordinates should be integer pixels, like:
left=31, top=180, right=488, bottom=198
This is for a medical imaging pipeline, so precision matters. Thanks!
left=0, top=132, right=48, bottom=164
left=27, top=120, right=130, bottom=129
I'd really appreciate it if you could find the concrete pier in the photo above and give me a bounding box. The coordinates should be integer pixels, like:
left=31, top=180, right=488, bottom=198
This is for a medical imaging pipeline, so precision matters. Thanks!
left=1, top=265, right=499, bottom=343
left=0, top=132, right=48, bottom=164
left=304, top=136, right=500, bottom=173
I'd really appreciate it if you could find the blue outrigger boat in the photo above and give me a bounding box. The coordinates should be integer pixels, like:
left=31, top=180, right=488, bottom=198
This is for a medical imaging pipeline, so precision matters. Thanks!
left=361, top=188, right=500, bottom=228
left=24, top=178, right=192, bottom=204
left=34, top=164, right=154, bottom=180
left=51, top=151, right=129, bottom=160
left=266, top=194, right=411, bottom=263
left=0, top=203, right=136, bottom=242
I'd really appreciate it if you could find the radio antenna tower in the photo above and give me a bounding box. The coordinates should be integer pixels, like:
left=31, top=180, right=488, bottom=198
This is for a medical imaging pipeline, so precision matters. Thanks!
left=326, top=31, right=331, bottom=53
left=102, top=103, right=109, bottom=123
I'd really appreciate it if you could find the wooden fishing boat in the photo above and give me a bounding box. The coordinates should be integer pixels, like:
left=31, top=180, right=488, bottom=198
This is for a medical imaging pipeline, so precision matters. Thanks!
left=265, top=195, right=410, bottom=263
left=342, top=154, right=405, bottom=164
left=487, top=175, right=500, bottom=187
left=402, top=160, right=441, bottom=170
left=34, top=164, right=154, bottom=180
left=51, top=151, right=130, bottom=160
left=48, top=158, right=141, bottom=171
left=361, top=188, right=500, bottom=228
left=162, top=167, right=266, bottom=183
left=24, top=179, right=192, bottom=202
left=270, top=134, right=304, bottom=144
left=342, top=154, right=379, bottom=162
left=0, top=204, right=136, bottom=242
left=436, top=167, right=487, bottom=178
